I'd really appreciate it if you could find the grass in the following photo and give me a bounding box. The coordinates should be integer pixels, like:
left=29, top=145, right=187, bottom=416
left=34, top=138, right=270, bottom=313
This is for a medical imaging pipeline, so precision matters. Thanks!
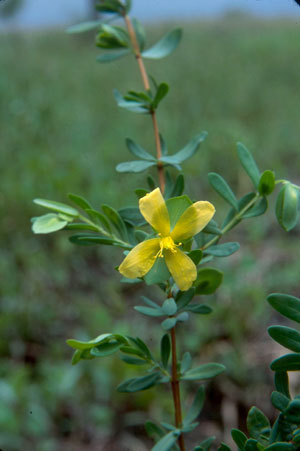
left=1, top=16, right=300, bottom=449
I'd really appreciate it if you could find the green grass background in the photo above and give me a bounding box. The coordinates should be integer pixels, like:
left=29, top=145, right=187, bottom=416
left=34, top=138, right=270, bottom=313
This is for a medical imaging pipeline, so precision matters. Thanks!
left=1, top=16, right=300, bottom=450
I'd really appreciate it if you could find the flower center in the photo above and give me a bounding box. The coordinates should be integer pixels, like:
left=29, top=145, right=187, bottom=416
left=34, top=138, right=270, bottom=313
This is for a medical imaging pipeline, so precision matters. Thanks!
left=157, top=236, right=179, bottom=258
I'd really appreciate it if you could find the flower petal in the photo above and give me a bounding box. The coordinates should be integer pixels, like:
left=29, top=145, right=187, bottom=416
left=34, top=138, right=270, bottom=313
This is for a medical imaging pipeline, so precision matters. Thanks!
left=164, top=249, right=197, bottom=291
left=139, top=188, right=170, bottom=236
left=119, top=238, right=160, bottom=279
left=171, top=201, right=215, bottom=242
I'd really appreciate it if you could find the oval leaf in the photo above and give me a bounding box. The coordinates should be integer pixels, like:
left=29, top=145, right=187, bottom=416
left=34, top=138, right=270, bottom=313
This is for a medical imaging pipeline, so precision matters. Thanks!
left=125, top=138, right=155, bottom=161
left=267, top=293, right=300, bottom=323
left=194, top=267, right=223, bottom=295
left=204, top=242, right=240, bottom=258
left=182, top=363, right=225, bottom=381
left=34, top=198, right=78, bottom=216
left=142, top=28, right=182, bottom=59
left=116, top=160, right=156, bottom=173
left=32, top=213, right=68, bottom=234
left=237, top=142, right=260, bottom=188
left=161, top=334, right=171, bottom=369
left=208, top=173, right=238, bottom=210
left=162, top=298, right=177, bottom=316
left=271, top=353, right=300, bottom=372
left=268, top=326, right=300, bottom=353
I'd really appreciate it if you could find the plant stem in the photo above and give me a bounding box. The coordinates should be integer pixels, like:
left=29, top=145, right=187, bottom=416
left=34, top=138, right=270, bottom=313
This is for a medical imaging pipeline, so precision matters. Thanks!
left=202, top=193, right=260, bottom=250
left=125, top=12, right=182, bottom=447
left=123, top=14, right=165, bottom=192
left=170, top=326, right=186, bottom=451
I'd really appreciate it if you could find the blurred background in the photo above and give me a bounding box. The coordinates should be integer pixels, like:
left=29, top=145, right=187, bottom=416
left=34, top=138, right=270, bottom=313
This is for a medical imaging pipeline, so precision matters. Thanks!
left=1, top=1, right=300, bottom=450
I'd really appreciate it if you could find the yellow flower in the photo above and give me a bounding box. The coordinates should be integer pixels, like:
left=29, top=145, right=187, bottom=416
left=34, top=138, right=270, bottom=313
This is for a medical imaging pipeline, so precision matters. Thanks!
left=119, top=188, right=215, bottom=291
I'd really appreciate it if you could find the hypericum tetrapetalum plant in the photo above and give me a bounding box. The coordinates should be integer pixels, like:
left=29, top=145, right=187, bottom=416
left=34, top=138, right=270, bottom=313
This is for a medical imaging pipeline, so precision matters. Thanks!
left=32, top=1, right=300, bottom=449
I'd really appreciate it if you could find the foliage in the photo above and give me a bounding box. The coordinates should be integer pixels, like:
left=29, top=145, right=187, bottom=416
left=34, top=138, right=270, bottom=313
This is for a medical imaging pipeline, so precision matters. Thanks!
left=2, top=6, right=300, bottom=450
left=29, top=2, right=300, bottom=450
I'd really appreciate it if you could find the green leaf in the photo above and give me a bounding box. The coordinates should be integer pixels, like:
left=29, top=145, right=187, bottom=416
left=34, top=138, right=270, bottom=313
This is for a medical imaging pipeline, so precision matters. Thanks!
left=208, top=173, right=238, bottom=210
left=204, top=242, right=240, bottom=257
left=98, top=24, right=129, bottom=47
left=181, top=363, right=225, bottom=381
left=95, top=0, right=123, bottom=14
left=135, top=188, right=149, bottom=199
left=242, top=197, right=268, bottom=219
left=114, top=89, right=149, bottom=113
left=69, top=233, right=118, bottom=247
left=32, top=213, right=68, bottom=234
left=194, top=267, right=223, bottom=295
left=265, top=443, right=295, bottom=451
left=176, top=288, right=195, bottom=310
left=166, top=195, right=193, bottom=229
left=271, top=353, right=300, bottom=372
left=152, top=430, right=180, bottom=451
left=121, top=356, right=147, bottom=365
left=144, top=257, right=170, bottom=286
left=181, top=352, right=192, bottom=373
left=258, top=170, right=276, bottom=196
left=147, top=175, right=156, bottom=191
left=161, top=334, right=171, bottom=369
left=171, top=174, right=185, bottom=197
left=120, top=345, right=145, bottom=358
left=85, top=209, right=112, bottom=233
left=162, top=298, right=177, bottom=316
left=274, top=371, right=290, bottom=398
left=65, top=223, right=99, bottom=232
left=268, top=326, right=300, bottom=353
left=67, top=333, right=127, bottom=350
left=196, top=436, right=216, bottom=451
left=33, top=198, right=78, bottom=216
left=270, top=391, right=290, bottom=412
left=285, top=399, right=300, bottom=423
left=124, top=0, right=132, bottom=13
left=116, top=160, right=156, bottom=173
left=276, top=184, right=299, bottom=232
left=244, top=439, right=259, bottom=451
left=96, top=48, right=130, bottom=63
left=218, top=444, right=232, bottom=451
left=125, top=138, right=155, bottom=161
left=66, top=20, right=103, bottom=34
left=128, top=336, right=152, bottom=359
left=90, top=341, right=122, bottom=357
left=246, top=406, right=270, bottom=442
left=102, top=204, right=127, bottom=240
left=160, top=132, right=207, bottom=166
left=237, top=142, right=260, bottom=188
left=231, top=428, right=247, bottom=449
left=118, top=207, right=145, bottom=226
left=117, top=372, right=161, bottom=393
left=203, top=220, right=222, bottom=236
left=68, top=193, right=92, bottom=210
left=141, top=296, right=161, bottom=309
left=142, top=28, right=182, bottom=59
left=132, top=17, right=146, bottom=51
left=161, top=318, right=177, bottom=331
left=145, top=421, right=165, bottom=440
left=267, top=293, right=300, bottom=323
left=184, top=386, right=205, bottom=425
left=152, top=83, right=169, bottom=109
left=188, top=250, right=203, bottom=265
left=185, top=304, right=213, bottom=314
left=177, top=312, right=189, bottom=322
left=134, top=306, right=164, bottom=317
